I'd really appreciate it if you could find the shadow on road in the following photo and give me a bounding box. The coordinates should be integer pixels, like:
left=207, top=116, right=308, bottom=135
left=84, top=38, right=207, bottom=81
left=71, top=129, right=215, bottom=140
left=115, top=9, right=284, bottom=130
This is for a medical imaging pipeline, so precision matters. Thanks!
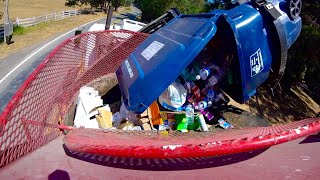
left=48, top=169, right=71, bottom=180
left=63, top=144, right=269, bottom=171
left=299, top=133, right=320, bottom=144
left=119, top=13, right=139, bottom=20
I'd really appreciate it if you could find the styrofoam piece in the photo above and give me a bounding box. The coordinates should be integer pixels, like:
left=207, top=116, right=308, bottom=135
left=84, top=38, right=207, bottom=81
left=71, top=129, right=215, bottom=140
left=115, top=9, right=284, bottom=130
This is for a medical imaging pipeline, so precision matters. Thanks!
left=74, top=86, right=103, bottom=128
left=74, top=110, right=99, bottom=128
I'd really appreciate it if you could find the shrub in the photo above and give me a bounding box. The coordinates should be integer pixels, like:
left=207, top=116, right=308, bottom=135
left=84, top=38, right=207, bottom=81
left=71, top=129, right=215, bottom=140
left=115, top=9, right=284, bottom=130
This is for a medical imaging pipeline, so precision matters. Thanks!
left=13, top=25, right=26, bottom=35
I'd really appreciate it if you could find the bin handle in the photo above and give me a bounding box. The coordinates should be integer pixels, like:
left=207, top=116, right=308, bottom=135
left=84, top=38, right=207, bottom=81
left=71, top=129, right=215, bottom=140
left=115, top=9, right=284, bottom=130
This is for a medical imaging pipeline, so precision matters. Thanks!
left=193, top=21, right=216, bottom=40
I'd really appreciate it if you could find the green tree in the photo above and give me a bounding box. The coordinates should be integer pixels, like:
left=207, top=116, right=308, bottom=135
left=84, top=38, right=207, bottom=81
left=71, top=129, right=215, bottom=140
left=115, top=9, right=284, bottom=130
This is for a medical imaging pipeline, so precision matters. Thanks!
left=112, top=0, right=121, bottom=11
left=204, top=0, right=233, bottom=11
left=135, top=0, right=208, bottom=22
left=65, top=0, right=111, bottom=13
left=285, top=0, right=320, bottom=85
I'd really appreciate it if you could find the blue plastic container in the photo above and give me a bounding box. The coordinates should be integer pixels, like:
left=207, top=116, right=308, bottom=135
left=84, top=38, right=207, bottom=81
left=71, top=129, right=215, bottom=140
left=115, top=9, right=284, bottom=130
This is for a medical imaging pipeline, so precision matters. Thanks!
left=117, top=0, right=302, bottom=113
left=116, top=14, right=218, bottom=113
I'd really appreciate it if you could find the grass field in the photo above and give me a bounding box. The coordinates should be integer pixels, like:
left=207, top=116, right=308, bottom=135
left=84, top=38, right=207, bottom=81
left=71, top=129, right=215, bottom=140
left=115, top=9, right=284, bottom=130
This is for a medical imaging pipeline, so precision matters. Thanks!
left=0, top=0, right=88, bottom=23
left=0, top=6, right=130, bottom=59
left=0, top=13, right=104, bottom=59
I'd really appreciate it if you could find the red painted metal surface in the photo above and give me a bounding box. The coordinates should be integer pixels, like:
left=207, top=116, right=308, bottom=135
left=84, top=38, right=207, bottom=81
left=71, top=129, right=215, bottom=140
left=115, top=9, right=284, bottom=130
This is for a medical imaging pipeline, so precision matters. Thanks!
left=0, top=30, right=320, bottom=168
left=64, top=118, right=320, bottom=158
left=2, top=135, right=320, bottom=179
left=0, top=30, right=148, bottom=167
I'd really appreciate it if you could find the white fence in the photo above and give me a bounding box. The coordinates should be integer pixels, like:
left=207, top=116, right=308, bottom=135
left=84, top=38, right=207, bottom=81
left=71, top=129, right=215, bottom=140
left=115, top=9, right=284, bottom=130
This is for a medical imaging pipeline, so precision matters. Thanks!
left=16, top=9, right=81, bottom=27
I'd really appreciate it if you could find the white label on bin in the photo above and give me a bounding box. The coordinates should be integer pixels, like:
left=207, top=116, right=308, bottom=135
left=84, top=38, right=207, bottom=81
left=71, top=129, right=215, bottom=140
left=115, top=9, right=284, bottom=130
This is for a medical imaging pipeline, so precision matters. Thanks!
left=125, top=59, right=134, bottom=78
left=141, top=41, right=164, bottom=61
left=250, top=48, right=264, bottom=77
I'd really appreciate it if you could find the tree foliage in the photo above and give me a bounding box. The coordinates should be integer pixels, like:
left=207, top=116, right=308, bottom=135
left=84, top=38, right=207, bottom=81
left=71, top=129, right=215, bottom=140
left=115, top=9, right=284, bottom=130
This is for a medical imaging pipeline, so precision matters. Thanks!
left=65, top=0, right=128, bottom=12
left=204, top=0, right=233, bottom=11
left=285, top=0, right=320, bottom=85
left=135, top=0, right=208, bottom=22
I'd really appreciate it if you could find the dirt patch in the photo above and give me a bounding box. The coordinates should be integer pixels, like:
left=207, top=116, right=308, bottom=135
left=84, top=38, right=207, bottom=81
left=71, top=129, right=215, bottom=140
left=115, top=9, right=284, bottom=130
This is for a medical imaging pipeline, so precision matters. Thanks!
left=222, top=83, right=320, bottom=126
left=223, top=111, right=270, bottom=128
left=245, top=87, right=319, bottom=124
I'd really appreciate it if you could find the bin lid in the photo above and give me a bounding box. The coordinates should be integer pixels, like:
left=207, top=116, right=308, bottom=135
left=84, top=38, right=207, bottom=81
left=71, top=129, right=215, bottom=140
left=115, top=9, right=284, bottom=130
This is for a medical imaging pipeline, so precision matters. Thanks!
left=117, top=14, right=218, bottom=113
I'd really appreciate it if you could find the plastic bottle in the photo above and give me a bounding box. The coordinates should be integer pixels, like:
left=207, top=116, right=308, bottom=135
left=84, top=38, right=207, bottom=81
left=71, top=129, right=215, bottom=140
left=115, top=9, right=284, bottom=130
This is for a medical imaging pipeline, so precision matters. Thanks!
left=181, top=63, right=201, bottom=82
left=199, top=109, right=214, bottom=121
left=227, top=70, right=234, bottom=85
left=187, top=116, right=200, bottom=130
left=197, top=114, right=209, bottom=131
left=193, top=103, right=199, bottom=110
left=184, top=81, right=191, bottom=94
left=181, top=69, right=194, bottom=82
left=209, top=64, right=220, bottom=71
left=190, top=81, right=201, bottom=99
left=190, top=62, right=201, bottom=76
left=175, top=114, right=188, bottom=132
left=198, top=101, right=208, bottom=110
left=206, top=89, right=215, bottom=106
left=185, top=105, right=194, bottom=125
left=196, top=68, right=210, bottom=80
left=206, top=70, right=224, bottom=87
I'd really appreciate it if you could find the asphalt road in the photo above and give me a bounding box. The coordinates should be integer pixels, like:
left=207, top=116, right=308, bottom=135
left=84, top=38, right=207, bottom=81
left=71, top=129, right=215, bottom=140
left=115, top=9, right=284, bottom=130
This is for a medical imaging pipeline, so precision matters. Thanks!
left=0, top=6, right=141, bottom=112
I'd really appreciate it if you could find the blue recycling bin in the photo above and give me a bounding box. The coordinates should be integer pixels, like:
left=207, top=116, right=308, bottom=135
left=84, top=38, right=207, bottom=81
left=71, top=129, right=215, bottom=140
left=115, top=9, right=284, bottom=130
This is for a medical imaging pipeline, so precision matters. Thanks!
left=116, top=0, right=302, bottom=113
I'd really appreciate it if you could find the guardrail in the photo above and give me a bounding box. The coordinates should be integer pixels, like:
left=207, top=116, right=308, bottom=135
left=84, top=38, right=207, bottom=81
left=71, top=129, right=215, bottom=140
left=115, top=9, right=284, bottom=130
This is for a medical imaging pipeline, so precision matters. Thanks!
left=16, top=10, right=81, bottom=27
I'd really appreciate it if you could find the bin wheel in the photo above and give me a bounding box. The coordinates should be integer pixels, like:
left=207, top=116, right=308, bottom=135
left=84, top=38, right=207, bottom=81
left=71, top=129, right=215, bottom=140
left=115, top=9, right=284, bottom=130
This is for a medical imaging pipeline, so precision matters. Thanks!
left=288, top=0, right=302, bottom=20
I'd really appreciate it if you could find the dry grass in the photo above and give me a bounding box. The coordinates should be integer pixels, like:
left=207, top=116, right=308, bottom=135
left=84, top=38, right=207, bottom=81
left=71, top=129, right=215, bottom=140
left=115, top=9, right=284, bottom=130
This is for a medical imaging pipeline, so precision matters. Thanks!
left=245, top=87, right=319, bottom=124
left=291, top=86, right=320, bottom=114
left=226, top=85, right=320, bottom=125
left=0, top=6, right=129, bottom=59
left=0, top=0, right=88, bottom=23
left=0, top=13, right=105, bottom=59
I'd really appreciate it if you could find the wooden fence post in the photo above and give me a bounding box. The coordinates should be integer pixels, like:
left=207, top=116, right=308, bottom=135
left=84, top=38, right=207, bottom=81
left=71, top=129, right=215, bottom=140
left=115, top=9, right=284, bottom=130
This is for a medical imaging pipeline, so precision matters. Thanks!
left=33, top=16, right=36, bottom=25
left=54, top=12, right=56, bottom=21
left=45, top=13, right=47, bottom=22
left=16, top=17, right=19, bottom=26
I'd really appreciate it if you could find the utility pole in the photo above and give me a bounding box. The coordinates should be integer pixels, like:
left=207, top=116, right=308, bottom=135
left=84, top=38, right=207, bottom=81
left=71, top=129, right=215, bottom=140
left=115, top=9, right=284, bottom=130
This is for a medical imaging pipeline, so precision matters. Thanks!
left=4, top=0, right=13, bottom=44
left=105, top=5, right=113, bottom=30
left=4, top=0, right=9, bottom=24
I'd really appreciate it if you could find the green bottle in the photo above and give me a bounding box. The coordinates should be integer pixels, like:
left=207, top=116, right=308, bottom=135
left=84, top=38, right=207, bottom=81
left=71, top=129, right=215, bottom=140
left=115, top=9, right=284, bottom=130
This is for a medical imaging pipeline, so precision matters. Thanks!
left=187, top=115, right=200, bottom=131
left=181, top=62, right=201, bottom=82
left=227, top=70, right=234, bottom=85
left=175, top=114, right=188, bottom=132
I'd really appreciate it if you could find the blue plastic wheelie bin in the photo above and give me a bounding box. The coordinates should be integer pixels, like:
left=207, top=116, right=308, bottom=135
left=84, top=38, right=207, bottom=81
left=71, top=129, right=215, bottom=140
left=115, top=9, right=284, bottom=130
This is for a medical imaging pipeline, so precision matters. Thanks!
left=116, top=0, right=302, bottom=113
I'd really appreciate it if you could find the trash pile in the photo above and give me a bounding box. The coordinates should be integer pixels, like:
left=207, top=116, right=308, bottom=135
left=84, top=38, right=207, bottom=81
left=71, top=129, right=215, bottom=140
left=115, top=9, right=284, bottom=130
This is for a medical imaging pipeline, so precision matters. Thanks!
left=74, top=86, right=141, bottom=130
left=155, top=51, right=235, bottom=131
left=73, top=48, right=234, bottom=132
